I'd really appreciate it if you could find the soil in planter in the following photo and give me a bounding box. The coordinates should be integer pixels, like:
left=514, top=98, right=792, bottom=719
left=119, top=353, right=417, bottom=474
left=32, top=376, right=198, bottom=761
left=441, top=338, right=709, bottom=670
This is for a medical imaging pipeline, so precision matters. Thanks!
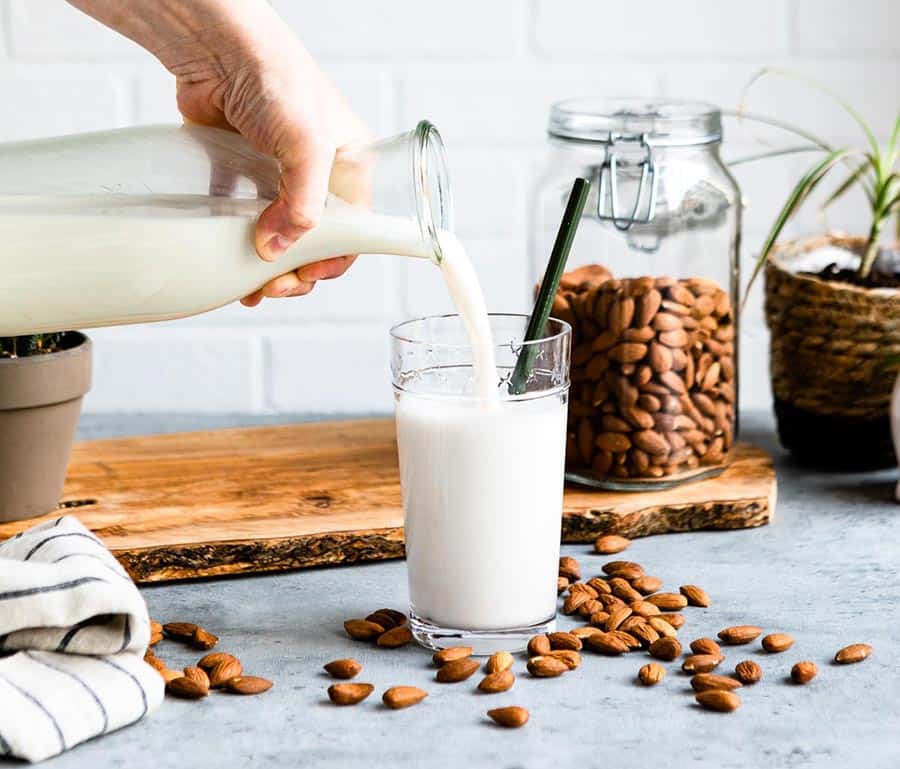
left=804, top=262, right=900, bottom=290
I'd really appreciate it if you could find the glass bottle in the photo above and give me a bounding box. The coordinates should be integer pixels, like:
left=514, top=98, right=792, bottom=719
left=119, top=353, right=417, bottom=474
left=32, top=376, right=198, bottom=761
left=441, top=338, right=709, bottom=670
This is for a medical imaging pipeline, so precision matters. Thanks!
left=532, top=99, right=741, bottom=489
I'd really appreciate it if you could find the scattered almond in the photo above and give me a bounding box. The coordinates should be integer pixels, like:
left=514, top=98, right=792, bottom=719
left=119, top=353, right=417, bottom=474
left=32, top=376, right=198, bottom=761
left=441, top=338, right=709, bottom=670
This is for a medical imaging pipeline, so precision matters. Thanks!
left=197, top=652, right=238, bottom=672
left=191, top=627, right=218, bottom=651
left=791, top=661, right=818, bottom=684
left=433, top=646, right=473, bottom=666
left=149, top=630, right=163, bottom=646
left=209, top=657, right=244, bottom=688
left=718, top=625, right=763, bottom=645
left=162, top=622, right=198, bottom=642
left=557, top=576, right=570, bottom=594
left=648, top=636, right=682, bottom=662
left=485, top=651, right=514, bottom=674
left=366, top=609, right=406, bottom=630
left=225, top=676, right=273, bottom=695
left=586, top=632, right=629, bottom=656
left=150, top=620, right=163, bottom=636
left=834, top=643, right=872, bottom=665
left=646, top=592, right=688, bottom=611
left=680, top=584, right=710, bottom=608
left=571, top=626, right=603, bottom=641
left=638, top=662, right=666, bottom=686
left=690, top=673, right=743, bottom=692
left=487, top=706, right=529, bottom=728
left=376, top=625, right=413, bottom=648
left=547, top=650, right=581, bottom=670
left=761, top=633, right=794, bottom=653
left=594, top=534, right=630, bottom=554
left=609, top=630, right=642, bottom=650
left=166, top=676, right=208, bottom=699
left=586, top=577, right=613, bottom=595
left=382, top=686, right=428, bottom=709
left=682, top=654, right=723, bottom=674
left=527, top=635, right=551, bottom=657
left=160, top=667, right=181, bottom=684
left=568, top=582, right=598, bottom=598
left=527, top=656, right=568, bottom=677
left=324, top=659, right=362, bottom=680
left=344, top=619, right=385, bottom=642
left=734, top=660, right=762, bottom=684
left=647, top=617, right=677, bottom=638
left=563, top=591, right=591, bottom=615
left=436, top=658, right=480, bottom=683
left=602, top=561, right=645, bottom=580
left=144, top=653, right=165, bottom=672
left=328, top=682, right=373, bottom=705
left=690, top=638, right=722, bottom=657
left=658, top=613, right=685, bottom=629
left=609, top=577, right=643, bottom=603
left=183, top=666, right=210, bottom=691
left=558, top=556, right=581, bottom=581
left=630, top=600, right=661, bottom=618
left=629, top=622, right=660, bottom=648
left=606, top=606, right=633, bottom=632
left=478, top=670, right=515, bottom=693
left=631, top=576, right=663, bottom=595
left=695, top=689, right=740, bottom=712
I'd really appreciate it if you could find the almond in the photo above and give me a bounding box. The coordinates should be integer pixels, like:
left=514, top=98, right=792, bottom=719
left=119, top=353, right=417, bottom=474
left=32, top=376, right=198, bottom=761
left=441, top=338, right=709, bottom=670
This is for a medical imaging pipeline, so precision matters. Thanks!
left=648, top=636, right=682, bottom=662
left=150, top=619, right=163, bottom=636
left=527, top=656, right=568, bottom=677
left=548, top=631, right=582, bottom=651
left=382, top=686, right=428, bottom=709
left=197, top=652, right=239, bottom=671
left=601, top=561, right=645, bottom=580
left=432, top=646, right=473, bottom=666
left=209, top=657, right=244, bottom=688
left=183, top=666, right=210, bottom=691
left=647, top=617, right=678, bottom=638
left=682, top=654, right=723, bottom=674
left=586, top=577, right=612, bottom=595
left=162, top=622, right=198, bottom=642
left=144, top=653, right=165, bottom=672
left=166, top=676, right=208, bottom=699
left=834, top=643, right=872, bottom=665
left=571, top=626, right=603, bottom=641
left=191, top=627, right=218, bottom=651
left=377, top=625, right=413, bottom=648
left=631, top=576, right=663, bottom=595
left=598, top=593, right=626, bottom=610
left=558, top=556, right=581, bottom=581
left=366, top=610, right=401, bottom=630
left=568, top=581, right=598, bottom=598
left=629, top=623, right=660, bottom=648
left=487, top=706, right=529, bottom=728
left=695, top=689, right=740, bottom=712
left=577, top=599, right=606, bottom=619
left=734, top=660, right=762, bottom=684
left=594, top=534, right=631, bottom=554
left=225, top=676, right=273, bottom=695
left=485, top=651, right=514, bottom=674
left=436, top=658, right=480, bottom=683
left=646, top=593, right=688, bottom=611
left=791, top=661, right=818, bottom=684
left=680, top=585, right=711, bottom=608
left=718, top=625, right=763, bottom=645
left=606, top=606, right=633, bottom=632
left=324, top=659, right=362, bottom=680
left=160, top=667, right=181, bottom=684
left=557, top=576, right=570, bottom=594
left=478, top=670, right=516, bottom=693
left=608, top=630, right=642, bottom=650
left=149, top=630, right=163, bottom=646
left=527, top=635, right=551, bottom=657
left=630, top=600, right=661, bottom=618
left=691, top=673, right=743, bottom=692
left=638, top=662, right=666, bottom=686
left=690, top=638, right=722, bottom=657
left=657, top=613, right=685, bottom=629
left=761, top=633, right=794, bottom=653
left=609, top=577, right=643, bottom=603
left=563, top=591, right=591, bottom=615
left=328, top=682, right=373, bottom=705
left=344, top=619, right=385, bottom=642
left=547, top=650, right=582, bottom=670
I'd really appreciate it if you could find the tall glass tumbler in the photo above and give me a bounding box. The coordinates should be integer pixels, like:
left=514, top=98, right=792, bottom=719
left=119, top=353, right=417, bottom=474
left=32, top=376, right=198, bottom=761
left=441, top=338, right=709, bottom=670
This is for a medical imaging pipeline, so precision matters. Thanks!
left=390, top=314, right=571, bottom=654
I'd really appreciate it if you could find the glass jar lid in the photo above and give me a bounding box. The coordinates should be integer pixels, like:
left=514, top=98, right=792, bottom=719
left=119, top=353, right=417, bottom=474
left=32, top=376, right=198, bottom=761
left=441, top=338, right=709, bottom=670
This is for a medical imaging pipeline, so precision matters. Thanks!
left=548, top=98, right=722, bottom=146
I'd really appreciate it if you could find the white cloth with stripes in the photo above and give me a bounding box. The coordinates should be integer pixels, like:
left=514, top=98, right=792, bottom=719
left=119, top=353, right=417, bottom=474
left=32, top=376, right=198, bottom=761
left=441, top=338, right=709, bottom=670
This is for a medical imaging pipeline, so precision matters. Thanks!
left=0, top=515, right=163, bottom=762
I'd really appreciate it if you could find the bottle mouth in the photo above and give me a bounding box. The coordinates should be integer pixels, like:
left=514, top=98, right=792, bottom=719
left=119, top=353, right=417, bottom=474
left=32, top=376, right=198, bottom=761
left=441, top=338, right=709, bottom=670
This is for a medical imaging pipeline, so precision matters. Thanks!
left=412, top=120, right=453, bottom=263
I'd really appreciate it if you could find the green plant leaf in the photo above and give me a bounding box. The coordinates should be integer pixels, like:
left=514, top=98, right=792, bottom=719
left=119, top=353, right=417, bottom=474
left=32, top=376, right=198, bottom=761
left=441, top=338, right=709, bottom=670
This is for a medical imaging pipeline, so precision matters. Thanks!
left=743, top=147, right=863, bottom=304
left=822, top=162, right=875, bottom=209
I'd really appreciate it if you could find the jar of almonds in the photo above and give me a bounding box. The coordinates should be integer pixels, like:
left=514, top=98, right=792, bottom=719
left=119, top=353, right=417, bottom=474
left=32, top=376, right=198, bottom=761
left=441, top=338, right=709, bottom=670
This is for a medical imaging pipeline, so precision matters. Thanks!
left=532, top=99, right=741, bottom=489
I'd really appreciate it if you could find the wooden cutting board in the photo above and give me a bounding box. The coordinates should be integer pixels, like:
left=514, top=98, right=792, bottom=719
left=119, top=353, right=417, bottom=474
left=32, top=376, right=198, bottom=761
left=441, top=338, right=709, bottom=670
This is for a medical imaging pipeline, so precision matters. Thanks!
left=0, top=419, right=776, bottom=583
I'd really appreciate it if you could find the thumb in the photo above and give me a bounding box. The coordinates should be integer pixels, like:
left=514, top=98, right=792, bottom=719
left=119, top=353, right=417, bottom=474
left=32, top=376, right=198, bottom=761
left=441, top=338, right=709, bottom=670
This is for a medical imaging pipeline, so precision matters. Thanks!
left=254, top=138, right=334, bottom=262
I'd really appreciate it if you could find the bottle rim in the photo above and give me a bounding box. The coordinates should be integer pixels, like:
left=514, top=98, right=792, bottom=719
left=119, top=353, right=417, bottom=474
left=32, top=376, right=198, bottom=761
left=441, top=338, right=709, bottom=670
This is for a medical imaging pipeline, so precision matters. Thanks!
left=412, top=120, right=453, bottom=263
left=548, top=98, right=722, bottom=147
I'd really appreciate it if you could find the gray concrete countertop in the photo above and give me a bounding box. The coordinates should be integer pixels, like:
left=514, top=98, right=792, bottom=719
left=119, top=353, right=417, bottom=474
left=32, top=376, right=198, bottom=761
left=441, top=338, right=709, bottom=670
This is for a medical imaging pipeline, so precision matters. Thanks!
left=37, top=412, right=900, bottom=768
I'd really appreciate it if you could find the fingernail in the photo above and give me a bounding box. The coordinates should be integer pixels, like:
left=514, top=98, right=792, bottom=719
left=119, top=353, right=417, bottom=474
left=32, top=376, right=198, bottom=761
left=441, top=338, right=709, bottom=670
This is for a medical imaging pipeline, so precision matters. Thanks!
left=296, top=265, right=317, bottom=281
left=262, top=234, right=293, bottom=261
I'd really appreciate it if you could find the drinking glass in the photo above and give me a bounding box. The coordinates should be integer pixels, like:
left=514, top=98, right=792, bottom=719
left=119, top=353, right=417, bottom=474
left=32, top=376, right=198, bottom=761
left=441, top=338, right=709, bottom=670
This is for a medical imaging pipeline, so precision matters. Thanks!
left=390, top=314, right=571, bottom=654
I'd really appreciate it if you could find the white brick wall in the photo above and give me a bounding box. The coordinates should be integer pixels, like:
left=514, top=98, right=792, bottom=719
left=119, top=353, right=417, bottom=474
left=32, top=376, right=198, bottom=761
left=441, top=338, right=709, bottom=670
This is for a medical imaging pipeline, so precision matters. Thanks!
left=0, top=0, right=896, bottom=413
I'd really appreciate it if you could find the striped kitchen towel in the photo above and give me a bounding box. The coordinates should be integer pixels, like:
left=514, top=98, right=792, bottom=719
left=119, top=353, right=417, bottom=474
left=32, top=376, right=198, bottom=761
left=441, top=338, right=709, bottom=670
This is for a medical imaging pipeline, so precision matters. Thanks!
left=0, top=516, right=163, bottom=762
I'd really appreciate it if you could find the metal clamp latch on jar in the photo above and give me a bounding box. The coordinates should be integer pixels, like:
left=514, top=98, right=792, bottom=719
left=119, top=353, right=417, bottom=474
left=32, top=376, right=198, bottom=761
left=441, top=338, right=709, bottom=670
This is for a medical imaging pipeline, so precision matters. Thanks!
left=595, top=133, right=659, bottom=231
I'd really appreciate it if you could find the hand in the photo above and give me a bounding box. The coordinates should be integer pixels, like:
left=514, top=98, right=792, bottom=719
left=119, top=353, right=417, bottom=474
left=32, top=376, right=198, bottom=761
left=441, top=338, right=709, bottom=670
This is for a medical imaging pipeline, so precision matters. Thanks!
left=69, top=0, right=369, bottom=305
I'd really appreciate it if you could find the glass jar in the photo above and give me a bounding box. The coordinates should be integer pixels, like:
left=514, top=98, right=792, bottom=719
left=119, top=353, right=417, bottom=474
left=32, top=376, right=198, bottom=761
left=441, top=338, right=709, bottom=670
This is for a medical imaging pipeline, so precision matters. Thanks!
left=532, top=99, right=741, bottom=489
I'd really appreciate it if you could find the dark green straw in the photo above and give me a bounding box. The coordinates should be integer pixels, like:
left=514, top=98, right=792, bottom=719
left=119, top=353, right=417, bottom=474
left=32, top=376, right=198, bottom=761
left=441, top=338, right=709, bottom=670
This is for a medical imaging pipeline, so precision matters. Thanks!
left=508, top=177, right=590, bottom=395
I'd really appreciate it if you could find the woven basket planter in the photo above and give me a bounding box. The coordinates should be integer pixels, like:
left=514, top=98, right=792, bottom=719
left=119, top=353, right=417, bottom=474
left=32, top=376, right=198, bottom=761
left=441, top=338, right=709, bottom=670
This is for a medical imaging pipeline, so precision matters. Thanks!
left=764, top=235, right=900, bottom=468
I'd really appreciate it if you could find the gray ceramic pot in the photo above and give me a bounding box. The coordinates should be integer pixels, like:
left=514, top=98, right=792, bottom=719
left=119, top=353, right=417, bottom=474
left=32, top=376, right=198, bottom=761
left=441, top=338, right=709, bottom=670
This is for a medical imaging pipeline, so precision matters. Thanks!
left=0, top=332, right=91, bottom=522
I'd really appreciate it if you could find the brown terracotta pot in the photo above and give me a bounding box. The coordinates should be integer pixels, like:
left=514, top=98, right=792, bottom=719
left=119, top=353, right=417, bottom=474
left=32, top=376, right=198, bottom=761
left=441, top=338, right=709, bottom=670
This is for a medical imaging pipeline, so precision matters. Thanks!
left=0, top=332, right=91, bottom=522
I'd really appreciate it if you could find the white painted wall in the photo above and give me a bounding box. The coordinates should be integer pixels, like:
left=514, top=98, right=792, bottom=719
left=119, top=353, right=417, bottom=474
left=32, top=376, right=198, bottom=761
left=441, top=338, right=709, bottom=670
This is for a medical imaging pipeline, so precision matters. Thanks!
left=0, top=0, right=897, bottom=413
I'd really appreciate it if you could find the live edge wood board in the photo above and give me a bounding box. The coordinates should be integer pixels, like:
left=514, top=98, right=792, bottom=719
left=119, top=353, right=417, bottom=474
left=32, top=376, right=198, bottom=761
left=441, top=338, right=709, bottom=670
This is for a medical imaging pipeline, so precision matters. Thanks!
left=0, top=419, right=776, bottom=583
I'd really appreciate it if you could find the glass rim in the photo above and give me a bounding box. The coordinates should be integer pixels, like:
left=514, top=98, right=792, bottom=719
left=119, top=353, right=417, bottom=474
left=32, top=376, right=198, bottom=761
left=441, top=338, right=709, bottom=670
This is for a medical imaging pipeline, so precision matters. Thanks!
left=389, top=312, right=572, bottom=349
left=412, top=120, right=452, bottom=264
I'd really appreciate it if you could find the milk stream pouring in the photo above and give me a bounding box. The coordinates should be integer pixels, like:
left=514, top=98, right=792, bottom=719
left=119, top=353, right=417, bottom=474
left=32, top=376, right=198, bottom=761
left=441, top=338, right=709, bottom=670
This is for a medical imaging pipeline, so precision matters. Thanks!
left=0, top=122, right=452, bottom=336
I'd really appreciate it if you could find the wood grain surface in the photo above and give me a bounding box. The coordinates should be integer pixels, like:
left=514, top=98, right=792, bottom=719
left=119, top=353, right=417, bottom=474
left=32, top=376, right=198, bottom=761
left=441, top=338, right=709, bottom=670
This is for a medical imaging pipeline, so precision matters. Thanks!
left=0, top=419, right=776, bottom=583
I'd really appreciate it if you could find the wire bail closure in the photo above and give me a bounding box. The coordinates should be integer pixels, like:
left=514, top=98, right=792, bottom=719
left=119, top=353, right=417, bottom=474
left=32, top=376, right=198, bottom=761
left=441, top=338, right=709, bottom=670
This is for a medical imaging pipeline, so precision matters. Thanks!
left=596, top=133, right=659, bottom=231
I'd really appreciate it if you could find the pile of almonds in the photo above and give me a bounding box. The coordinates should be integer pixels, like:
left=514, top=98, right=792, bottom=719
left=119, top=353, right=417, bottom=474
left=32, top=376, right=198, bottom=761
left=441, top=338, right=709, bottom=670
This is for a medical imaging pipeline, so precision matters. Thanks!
left=555, top=265, right=735, bottom=482
left=329, top=536, right=873, bottom=729
left=145, top=620, right=272, bottom=699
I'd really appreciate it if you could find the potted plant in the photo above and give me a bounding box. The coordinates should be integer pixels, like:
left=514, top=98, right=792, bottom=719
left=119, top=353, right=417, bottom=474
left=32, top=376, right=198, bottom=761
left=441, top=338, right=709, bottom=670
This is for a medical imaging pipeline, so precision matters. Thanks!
left=0, top=332, right=91, bottom=521
left=741, top=70, right=899, bottom=468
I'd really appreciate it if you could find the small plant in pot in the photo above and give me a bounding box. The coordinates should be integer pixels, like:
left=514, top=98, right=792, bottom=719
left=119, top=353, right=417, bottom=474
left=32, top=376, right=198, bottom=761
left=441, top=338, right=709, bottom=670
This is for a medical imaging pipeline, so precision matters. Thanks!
left=740, top=70, right=899, bottom=469
left=0, top=332, right=91, bottom=522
